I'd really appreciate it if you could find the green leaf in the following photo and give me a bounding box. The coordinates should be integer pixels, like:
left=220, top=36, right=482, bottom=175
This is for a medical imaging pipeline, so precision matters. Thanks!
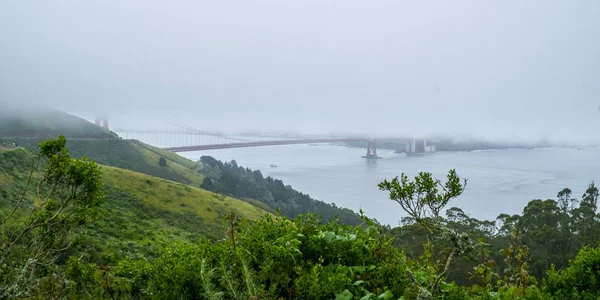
left=351, top=266, right=367, bottom=274
left=353, top=280, right=365, bottom=286
left=323, top=231, right=337, bottom=243
left=524, top=286, right=541, bottom=297
left=377, top=290, right=394, bottom=299
left=360, top=293, right=376, bottom=300
left=439, top=281, right=453, bottom=291
left=414, top=271, right=428, bottom=285
left=366, top=226, right=378, bottom=236
left=335, top=289, right=354, bottom=300
left=471, top=284, right=485, bottom=293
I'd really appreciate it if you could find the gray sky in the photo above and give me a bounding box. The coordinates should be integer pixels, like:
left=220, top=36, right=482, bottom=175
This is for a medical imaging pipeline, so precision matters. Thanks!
left=1, top=1, right=599, bottom=143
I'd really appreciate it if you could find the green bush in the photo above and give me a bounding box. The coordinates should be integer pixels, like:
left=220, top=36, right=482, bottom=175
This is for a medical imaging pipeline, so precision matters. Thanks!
left=544, top=244, right=600, bottom=299
left=80, top=213, right=409, bottom=299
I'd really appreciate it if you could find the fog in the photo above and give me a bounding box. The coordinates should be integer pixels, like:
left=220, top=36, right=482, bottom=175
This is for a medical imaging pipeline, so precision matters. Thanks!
left=1, top=1, right=599, bottom=144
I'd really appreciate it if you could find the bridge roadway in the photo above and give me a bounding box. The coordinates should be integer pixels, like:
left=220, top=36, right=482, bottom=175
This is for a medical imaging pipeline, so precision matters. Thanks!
left=164, top=138, right=368, bottom=152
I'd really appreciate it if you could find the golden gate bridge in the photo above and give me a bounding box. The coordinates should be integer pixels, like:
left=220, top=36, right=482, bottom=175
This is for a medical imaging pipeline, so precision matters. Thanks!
left=110, top=117, right=380, bottom=159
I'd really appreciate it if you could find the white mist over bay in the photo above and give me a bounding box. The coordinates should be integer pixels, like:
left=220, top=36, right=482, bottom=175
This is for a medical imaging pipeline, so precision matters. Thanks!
left=2, top=1, right=600, bottom=145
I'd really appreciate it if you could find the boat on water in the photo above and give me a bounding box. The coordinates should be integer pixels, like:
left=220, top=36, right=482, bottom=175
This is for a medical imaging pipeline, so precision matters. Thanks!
left=270, top=164, right=278, bottom=168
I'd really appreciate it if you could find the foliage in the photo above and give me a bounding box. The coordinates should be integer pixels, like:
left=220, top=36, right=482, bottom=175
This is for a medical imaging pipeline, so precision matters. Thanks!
left=378, top=169, right=473, bottom=298
left=198, top=156, right=363, bottom=225
left=544, top=244, right=600, bottom=299
left=0, top=135, right=104, bottom=298
left=69, top=212, right=409, bottom=299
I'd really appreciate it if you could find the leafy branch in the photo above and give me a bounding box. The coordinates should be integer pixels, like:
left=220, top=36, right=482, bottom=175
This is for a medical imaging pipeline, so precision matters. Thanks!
left=378, top=169, right=472, bottom=297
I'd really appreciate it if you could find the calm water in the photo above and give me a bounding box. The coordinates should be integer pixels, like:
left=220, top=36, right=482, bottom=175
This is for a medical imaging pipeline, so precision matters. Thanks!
left=176, top=142, right=600, bottom=226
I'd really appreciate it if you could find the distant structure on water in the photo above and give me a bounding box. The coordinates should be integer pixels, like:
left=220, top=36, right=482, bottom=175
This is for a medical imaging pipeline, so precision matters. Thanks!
left=404, top=139, right=436, bottom=154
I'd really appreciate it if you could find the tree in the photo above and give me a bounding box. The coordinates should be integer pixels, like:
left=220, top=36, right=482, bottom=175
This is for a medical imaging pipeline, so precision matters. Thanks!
left=573, top=182, right=599, bottom=247
left=544, top=244, right=600, bottom=299
left=378, top=169, right=472, bottom=298
left=0, top=136, right=104, bottom=298
left=159, top=156, right=167, bottom=167
left=556, top=189, right=578, bottom=258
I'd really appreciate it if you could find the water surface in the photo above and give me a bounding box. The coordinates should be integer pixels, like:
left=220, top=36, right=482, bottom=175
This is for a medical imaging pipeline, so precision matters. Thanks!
left=177, top=142, right=600, bottom=226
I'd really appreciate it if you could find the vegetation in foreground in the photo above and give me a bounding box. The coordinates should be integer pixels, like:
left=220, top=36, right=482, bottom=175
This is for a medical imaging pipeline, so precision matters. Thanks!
left=2, top=136, right=600, bottom=299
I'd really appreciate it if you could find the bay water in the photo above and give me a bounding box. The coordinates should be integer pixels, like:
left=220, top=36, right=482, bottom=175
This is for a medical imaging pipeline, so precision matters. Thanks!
left=177, top=142, right=600, bottom=226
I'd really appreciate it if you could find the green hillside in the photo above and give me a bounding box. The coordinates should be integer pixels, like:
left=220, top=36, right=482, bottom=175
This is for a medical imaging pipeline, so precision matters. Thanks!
left=0, top=148, right=269, bottom=264
left=65, top=139, right=205, bottom=187
left=0, top=107, right=363, bottom=225
left=0, top=138, right=207, bottom=187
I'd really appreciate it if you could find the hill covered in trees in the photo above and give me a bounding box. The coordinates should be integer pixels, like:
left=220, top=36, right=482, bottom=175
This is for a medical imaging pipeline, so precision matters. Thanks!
left=198, top=156, right=363, bottom=225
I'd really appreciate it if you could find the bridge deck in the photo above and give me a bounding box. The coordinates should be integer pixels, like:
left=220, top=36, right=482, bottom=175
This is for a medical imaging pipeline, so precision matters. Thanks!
left=164, top=138, right=367, bottom=152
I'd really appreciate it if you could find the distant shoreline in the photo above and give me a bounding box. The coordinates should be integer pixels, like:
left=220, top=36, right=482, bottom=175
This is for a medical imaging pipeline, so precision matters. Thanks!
left=342, top=140, right=586, bottom=153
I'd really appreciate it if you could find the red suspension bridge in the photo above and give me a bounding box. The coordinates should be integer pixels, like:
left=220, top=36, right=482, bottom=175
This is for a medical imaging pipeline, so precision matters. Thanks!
left=111, top=118, right=381, bottom=158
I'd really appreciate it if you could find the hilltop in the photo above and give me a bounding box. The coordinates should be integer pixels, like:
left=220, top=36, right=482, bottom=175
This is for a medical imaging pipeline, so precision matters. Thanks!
left=0, top=104, right=204, bottom=186
left=0, top=104, right=115, bottom=139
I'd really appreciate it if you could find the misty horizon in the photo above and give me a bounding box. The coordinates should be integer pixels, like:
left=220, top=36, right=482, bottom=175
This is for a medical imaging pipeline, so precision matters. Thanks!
left=1, top=1, right=599, bottom=144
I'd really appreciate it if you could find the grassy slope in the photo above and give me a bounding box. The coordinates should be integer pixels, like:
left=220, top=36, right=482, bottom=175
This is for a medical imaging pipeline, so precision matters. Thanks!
left=83, top=165, right=268, bottom=263
left=65, top=139, right=206, bottom=187
left=0, top=149, right=269, bottom=263
left=100, top=165, right=266, bottom=223
left=1, top=138, right=206, bottom=188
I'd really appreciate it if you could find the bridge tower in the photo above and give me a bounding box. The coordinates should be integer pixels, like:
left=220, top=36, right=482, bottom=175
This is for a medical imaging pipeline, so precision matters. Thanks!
left=95, top=116, right=109, bottom=129
left=363, top=140, right=380, bottom=159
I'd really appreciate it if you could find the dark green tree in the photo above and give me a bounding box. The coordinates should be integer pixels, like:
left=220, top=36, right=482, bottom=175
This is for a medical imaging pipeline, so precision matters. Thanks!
left=572, top=182, right=599, bottom=248
left=159, top=156, right=167, bottom=167
left=517, top=199, right=561, bottom=280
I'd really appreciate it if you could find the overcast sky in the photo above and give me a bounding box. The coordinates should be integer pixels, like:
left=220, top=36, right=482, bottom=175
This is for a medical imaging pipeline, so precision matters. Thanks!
left=1, top=1, right=599, bottom=143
